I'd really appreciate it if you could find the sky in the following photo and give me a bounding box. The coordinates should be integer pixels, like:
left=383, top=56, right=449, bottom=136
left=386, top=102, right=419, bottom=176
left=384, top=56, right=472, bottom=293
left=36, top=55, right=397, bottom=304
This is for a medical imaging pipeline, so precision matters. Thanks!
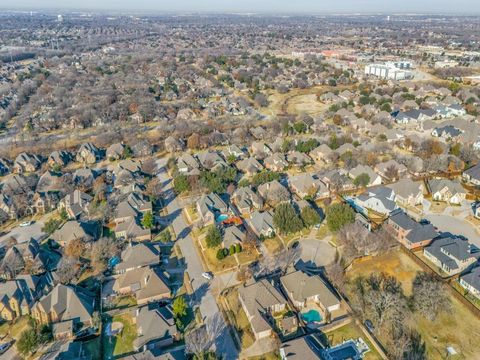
left=3, top=0, right=480, bottom=14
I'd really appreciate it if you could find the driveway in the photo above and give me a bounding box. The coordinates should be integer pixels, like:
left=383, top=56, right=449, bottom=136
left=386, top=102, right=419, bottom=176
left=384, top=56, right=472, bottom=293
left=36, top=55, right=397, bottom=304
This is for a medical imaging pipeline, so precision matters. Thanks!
left=424, top=214, right=480, bottom=248
left=156, top=158, right=238, bottom=359
left=296, top=237, right=336, bottom=271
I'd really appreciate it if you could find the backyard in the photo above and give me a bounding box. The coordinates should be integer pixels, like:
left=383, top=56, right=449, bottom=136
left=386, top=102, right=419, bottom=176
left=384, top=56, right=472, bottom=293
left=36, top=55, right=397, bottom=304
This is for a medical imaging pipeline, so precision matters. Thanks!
left=102, top=313, right=137, bottom=359
left=323, top=322, right=382, bottom=360
left=223, top=288, right=256, bottom=350
left=345, top=249, right=480, bottom=359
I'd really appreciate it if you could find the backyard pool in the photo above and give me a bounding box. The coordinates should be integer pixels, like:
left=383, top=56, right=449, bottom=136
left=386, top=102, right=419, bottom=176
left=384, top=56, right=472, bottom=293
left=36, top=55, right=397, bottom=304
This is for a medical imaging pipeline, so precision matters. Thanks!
left=216, top=214, right=229, bottom=222
left=302, top=309, right=322, bottom=323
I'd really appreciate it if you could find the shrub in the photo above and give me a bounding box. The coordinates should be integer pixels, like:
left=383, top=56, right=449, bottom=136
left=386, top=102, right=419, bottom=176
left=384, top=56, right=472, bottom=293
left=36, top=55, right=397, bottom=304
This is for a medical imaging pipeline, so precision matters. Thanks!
left=229, top=245, right=235, bottom=255
left=235, top=243, right=242, bottom=253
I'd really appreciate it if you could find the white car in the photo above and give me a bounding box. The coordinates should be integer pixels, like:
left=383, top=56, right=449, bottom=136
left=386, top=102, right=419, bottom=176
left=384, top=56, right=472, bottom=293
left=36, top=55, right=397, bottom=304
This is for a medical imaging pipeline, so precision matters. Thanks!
left=19, top=221, right=33, bottom=227
left=202, top=272, right=213, bottom=280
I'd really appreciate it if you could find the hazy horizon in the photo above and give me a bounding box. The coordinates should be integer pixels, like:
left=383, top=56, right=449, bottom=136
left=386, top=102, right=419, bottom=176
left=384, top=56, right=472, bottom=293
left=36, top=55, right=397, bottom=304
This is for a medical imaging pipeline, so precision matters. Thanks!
left=2, top=0, right=480, bottom=15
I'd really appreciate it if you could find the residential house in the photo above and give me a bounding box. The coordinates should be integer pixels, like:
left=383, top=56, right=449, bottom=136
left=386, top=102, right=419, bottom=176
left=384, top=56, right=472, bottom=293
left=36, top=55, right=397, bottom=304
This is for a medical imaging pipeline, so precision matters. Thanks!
left=248, top=210, right=275, bottom=238
left=463, top=163, right=480, bottom=186
left=115, top=216, right=152, bottom=242
left=264, top=153, right=288, bottom=172
left=288, top=174, right=329, bottom=199
left=280, top=270, right=340, bottom=321
left=354, top=187, right=397, bottom=216
left=375, top=160, right=408, bottom=181
left=427, top=179, right=466, bottom=205
left=76, top=143, right=102, bottom=164
left=310, top=144, right=333, bottom=164
left=251, top=142, right=272, bottom=158
left=13, top=152, right=42, bottom=173
left=258, top=180, right=290, bottom=204
left=237, top=157, right=264, bottom=176
left=115, top=242, right=160, bottom=274
left=431, top=125, right=462, bottom=140
left=32, top=284, right=95, bottom=332
left=196, top=151, right=226, bottom=171
left=231, top=187, right=263, bottom=214
left=286, top=151, right=312, bottom=167
left=335, top=143, right=355, bottom=156
left=348, top=165, right=382, bottom=187
left=0, top=157, right=11, bottom=176
left=0, top=193, right=16, bottom=219
left=388, top=179, right=424, bottom=207
left=164, top=136, right=185, bottom=153
left=196, top=193, right=229, bottom=225
left=59, top=190, right=93, bottom=219
left=0, top=278, right=38, bottom=320
left=222, top=144, right=246, bottom=160
left=459, top=266, right=480, bottom=300
left=280, top=335, right=323, bottom=360
left=238, top=279, right=287, bottom=340
left=133, top=305, right=179, bottom=352
left=176, top=153, right=200, bottom=176
left=47, top=150, right=72, bottom=168
left=393, top=108, right=436, bottom=124
left=106, top=143, right=126, bottom=160
left=386, top=209, right=439, bottom=250
left=223, top=225, right=246, bottom=249
left=52, top=220, right=100, bottom=247
left=424, top=236, right=477, bottom=275
left=73, top=168, right=96, bottom=189
left=113, top=266, right=171, bottom=305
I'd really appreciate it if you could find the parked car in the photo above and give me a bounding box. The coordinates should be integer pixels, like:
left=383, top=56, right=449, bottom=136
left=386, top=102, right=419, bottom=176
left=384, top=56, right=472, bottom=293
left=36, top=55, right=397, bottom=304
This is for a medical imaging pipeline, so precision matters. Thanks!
left=202, top=272, right=214, bottom=280
left=0, top=340, right=13, bottom=354
left=19, top=221, right=33, bottom=227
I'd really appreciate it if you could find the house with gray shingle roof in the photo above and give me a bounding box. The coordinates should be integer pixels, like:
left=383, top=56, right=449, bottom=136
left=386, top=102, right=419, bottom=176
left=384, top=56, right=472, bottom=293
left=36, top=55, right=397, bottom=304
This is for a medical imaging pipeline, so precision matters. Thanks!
left=133, top=305, right=179, bottom=352
left=223, top=226, right=246, bottom=249
left=459, top=266, right=480, bottom=300
left=286, top=151, right=312, bottom=167
left=32, top=284, right=95, bottom=332
left=388, top=179, right=424, bottom=207
left=52, top=220, right=100, bottom=247
left=354, top=187, right=397, bottom=216
left=76, top=143, right=102, bottom=164
left=288, top=174, right=329, bottom=199
left=236, top=157, right=264, bottom=176
left=238, top=279, right=287, bottom=340
left=280, top=270, right=340, bottom=319
left=387, top=209, right=439, bottom=250
left=375, top=160, right=407, bottom=181
left=113, top=266, right=171, bottom=305
left=231, top=187, right=263, bottom=214
left=176, top=153, right=200, bottom=176
left=463, top=163, right=480, bottom=186
left=196, top=193, right=229, bottom=225
left=348, top=165, right=382, bottom=187
left=115, top=242, right=160, bottom=274
left=263, top=153, right=288, bottom=172
left=13, top=152, right=42, bottom=173
left=280, top=335, right=323, bottom=360
left=59, top=190, right=93, bottom=219
left=248, top=210, right=275, bottom=238
left=427, top=179, right=466, bottom=205
left=424, top=236, right=477, bottom=276
left=310, top=144, right=333, bottom=164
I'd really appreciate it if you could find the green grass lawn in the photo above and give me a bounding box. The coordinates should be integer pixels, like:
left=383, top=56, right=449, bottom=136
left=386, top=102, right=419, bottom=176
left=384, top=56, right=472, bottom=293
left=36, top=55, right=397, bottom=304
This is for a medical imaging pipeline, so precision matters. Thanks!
left=0, top=316, right=32, bottom=340
left=105, top=295, right=137, bottom=310
left=103, top=313, right=137, bottom=359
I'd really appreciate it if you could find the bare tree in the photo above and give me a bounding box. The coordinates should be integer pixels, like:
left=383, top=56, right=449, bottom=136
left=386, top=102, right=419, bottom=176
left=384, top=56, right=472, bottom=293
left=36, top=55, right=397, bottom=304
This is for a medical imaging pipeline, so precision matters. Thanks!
left=56, top=256, right=80, bottom=284
left=411, top=272, right=451, bottom=321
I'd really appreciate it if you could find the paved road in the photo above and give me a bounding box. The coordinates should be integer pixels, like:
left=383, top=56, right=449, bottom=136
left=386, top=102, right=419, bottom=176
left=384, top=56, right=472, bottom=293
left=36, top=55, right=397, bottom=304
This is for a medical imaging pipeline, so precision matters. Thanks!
left=156, top=159, right=238, bottom=360
left=0, top=344, right=19, bottom=360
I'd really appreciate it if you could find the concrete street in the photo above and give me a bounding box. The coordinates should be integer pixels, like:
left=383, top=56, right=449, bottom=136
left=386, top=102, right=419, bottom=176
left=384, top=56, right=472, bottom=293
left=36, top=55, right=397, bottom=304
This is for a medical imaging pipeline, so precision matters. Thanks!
left=156, top=158, right=238, bottom=359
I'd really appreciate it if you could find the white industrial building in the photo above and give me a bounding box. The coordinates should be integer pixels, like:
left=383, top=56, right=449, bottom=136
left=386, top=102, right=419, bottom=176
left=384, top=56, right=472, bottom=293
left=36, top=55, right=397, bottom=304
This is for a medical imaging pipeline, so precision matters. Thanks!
left=364, top=62, right=414, bottom=80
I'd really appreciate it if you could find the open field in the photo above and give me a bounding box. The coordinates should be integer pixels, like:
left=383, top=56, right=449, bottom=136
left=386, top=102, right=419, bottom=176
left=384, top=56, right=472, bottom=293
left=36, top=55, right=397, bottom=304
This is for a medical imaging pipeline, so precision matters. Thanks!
left=346, top=250, right=419, bottom=295
left=346, top=250, right=480, bottom=359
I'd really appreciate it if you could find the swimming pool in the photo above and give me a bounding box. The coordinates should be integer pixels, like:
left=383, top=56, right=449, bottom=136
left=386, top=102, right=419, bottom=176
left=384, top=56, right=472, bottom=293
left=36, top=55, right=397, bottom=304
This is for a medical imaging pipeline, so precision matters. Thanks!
left=216, top=214, right=229, bottom=222
left=302, top=309, right=322, bottom=323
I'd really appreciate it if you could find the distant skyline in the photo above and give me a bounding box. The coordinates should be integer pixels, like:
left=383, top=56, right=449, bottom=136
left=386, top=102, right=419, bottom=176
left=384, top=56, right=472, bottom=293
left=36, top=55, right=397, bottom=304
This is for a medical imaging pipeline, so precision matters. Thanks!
left=3, top=0, right=480, bottom=15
